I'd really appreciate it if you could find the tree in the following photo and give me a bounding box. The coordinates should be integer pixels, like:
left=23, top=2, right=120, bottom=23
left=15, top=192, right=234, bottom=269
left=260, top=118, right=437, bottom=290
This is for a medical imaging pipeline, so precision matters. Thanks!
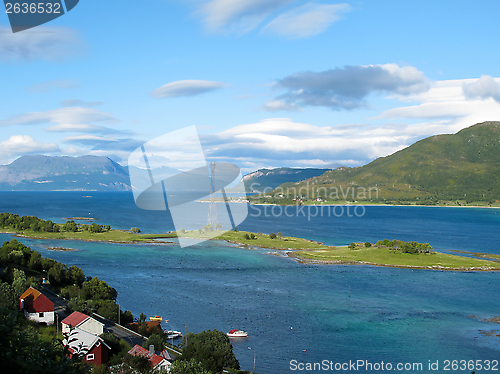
left=364, top=242, right=372, bottom=248
left=170, top=358, right=211, bottom=374
left=130, top=227, right=141, bottom=234
left=28, top=251, right=42, bottom=271
left=181, top=330, right=240, bottom=373
left=82, top=277, right=117, bottom=301
left=0, top=280, right=16, bottom=310
left=277, top=232, right=283, bottom=240
left=269, top=233, right=277, bottom=239
left=12, top=268, right=27, bottom=299
left=348, top=243, right=357, bottom=250
left=142, top=333, right=165, bottom=351
left=68, top=265, right=85, bottom=287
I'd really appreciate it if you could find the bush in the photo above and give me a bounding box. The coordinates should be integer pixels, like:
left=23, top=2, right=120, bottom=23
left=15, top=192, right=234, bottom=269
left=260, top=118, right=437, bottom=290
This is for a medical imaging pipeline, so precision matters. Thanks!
left=348, top=243, right=357, bottom=250
left=269, top=233, right=277, bottom=239
left=130, top=227, right=141, bottom=234
left=365, top=242, right=372, bottom=247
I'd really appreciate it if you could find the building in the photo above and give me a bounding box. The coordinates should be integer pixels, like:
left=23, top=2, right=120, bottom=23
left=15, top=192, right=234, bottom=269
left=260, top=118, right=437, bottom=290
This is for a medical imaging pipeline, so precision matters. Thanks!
left=128, top=344, right=171, bottom=372
left=61, top=311, right=104, bottom=335
left=19, top=287, right=54, bottom=325
left=63, top=328, right=111, bottom=367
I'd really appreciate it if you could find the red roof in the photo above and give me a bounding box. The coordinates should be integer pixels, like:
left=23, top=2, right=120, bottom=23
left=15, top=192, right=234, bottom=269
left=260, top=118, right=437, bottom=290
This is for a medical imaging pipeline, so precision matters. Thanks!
left=61, top=311, right=89, bottom=327
left=19, top=287, right=54, bottom=313
left=128, top=345, right=167, bottom=369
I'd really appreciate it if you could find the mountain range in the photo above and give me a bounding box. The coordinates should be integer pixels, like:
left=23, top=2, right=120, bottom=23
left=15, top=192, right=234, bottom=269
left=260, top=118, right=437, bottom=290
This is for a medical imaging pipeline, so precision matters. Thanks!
left=0, top=155, right=131, bottom=191
left=1, top=121, right=499, bottom=201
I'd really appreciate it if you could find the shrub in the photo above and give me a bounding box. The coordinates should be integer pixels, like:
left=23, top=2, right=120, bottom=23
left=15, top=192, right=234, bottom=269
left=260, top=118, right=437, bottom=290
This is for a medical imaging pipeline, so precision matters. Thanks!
left=269, top=233, right=277, bottom=239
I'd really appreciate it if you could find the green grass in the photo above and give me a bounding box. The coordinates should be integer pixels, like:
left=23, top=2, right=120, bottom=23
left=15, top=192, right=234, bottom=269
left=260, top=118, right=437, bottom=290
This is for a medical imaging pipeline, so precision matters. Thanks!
left=3, top=227, right=176, bottom=243
left=180, top=229, right=330, bottom=250
left=295, top=245, right=500, bottom=271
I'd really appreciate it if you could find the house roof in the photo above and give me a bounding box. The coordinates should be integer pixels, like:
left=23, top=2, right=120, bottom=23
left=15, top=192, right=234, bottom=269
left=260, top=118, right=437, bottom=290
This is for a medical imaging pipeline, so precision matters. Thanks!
left=61, top=311, right=89, bottom=327
left=63, top=328, right=110, bottom=354
left=19, top=287, right=41, bottom=300
left=128, top=345, right=168, bottom=369
left=19, top=287, right=54, bottom=313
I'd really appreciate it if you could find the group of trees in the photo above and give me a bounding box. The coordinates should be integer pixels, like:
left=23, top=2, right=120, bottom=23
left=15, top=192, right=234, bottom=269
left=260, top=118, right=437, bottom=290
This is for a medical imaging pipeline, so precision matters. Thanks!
left=0, top=213, right=60, bottom=233
left=179, top=330, right=241, bottom=374
left=375, top=239, right=433, bottom=254
left=0, top=213, right=112, bottom=235
left=0, top=237, right=133, bottom=326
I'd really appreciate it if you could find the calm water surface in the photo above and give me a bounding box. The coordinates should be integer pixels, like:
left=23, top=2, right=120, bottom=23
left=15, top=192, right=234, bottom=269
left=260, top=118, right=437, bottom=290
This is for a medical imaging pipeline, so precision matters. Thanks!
left=1, top=192, right=499, bottom=373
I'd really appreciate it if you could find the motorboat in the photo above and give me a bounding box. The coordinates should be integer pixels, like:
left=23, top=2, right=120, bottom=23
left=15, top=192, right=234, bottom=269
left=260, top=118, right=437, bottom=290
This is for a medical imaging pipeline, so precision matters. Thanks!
left=150, top=315, right=162, bottom=321
left=166, top=330, right=183, bottom=339
left=227, top=329, right=248, bottom=338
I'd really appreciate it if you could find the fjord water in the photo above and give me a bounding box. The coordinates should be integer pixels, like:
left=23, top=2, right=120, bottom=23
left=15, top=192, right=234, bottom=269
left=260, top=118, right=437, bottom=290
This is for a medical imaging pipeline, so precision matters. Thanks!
left=1, top=192, right=500, bottom=373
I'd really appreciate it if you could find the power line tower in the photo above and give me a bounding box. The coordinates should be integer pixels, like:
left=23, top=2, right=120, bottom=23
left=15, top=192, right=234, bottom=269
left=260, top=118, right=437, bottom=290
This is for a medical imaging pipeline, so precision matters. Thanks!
left=208, top=162, right=218, bottom=229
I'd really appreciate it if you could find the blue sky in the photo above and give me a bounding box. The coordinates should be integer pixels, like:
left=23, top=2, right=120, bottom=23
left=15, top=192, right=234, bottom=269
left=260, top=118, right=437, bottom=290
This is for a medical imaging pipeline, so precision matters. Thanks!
left=1, top=0, right=500, bottom=174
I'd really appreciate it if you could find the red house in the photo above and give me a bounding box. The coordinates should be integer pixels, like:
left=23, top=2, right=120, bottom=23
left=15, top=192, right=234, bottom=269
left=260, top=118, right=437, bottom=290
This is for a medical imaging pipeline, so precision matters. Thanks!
left=19, top=287, right=54, bottom=325
left=128, top=344, right=171, bottom=372
left=63, top=328, right=111, bottom=367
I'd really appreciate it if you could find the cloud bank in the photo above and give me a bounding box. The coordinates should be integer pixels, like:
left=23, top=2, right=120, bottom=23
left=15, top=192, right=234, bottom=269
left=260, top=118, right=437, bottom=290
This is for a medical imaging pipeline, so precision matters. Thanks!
left=268, top=64, right=430, bottom=110
left=0, top=26, right=82, bottom=62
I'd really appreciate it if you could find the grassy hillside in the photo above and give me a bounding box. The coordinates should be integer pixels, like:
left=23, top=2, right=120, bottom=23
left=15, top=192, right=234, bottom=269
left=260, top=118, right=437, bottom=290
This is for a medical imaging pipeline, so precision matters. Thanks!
left=239, top=167, right=331, bottom=192
left=255, top=121, right=500, bottom=205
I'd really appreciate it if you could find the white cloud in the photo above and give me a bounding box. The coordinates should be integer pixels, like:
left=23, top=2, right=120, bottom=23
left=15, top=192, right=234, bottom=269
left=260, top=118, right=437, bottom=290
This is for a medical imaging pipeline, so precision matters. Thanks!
left=199, top=0, right=297, bottom=34
left=202, top=118, right=415, bottom=169
left=463, top=75, right=500, bottom=103
left=27, top=79, right=79, bottom=93
left=62, top=135, right=118, bottom=143
left=0, top=135, right=60, bottom=164
left=262, top=99, right=303, bottom=111
left=0, top=26, right=82, bottom=62
left=0, top=107, right=117, bottom=127
left=44, top=123, right=130, bottom=135
left=61, top=99, right=103, bottom=107
left=374, top=77, right=500, bottom=135
left=150, top=80, right=228, bottom=98
left=261, top=3, right=351, bottom=38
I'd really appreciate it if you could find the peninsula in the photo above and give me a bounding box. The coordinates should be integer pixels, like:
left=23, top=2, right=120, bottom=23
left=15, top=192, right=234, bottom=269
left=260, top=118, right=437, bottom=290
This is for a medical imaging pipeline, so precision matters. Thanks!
left=2, top=212, right=499, bottom=271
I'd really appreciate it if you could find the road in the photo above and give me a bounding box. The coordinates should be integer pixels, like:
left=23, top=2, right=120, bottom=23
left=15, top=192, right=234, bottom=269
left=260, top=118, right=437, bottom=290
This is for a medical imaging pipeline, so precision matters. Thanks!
left=40, top=287, right=146, bottom=347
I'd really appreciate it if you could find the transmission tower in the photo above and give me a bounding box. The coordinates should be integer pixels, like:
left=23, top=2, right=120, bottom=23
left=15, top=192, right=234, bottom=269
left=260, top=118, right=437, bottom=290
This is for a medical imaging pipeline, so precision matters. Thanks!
left=208, top=162, right=218, bottom=229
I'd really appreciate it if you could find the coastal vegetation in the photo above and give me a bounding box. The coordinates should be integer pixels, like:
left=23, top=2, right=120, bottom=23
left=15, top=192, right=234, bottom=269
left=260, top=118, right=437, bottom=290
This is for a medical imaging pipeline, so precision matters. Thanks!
left=0, top=212, right=175, bottom=243
left=179, top=330, right=241, bottom=373
left=293, top=241, right=500, bottom=271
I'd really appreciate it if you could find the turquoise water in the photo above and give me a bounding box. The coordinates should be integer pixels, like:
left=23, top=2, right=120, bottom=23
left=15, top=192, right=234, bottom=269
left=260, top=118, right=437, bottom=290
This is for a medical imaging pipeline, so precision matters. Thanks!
left=1, top=192, right=499, bottom=373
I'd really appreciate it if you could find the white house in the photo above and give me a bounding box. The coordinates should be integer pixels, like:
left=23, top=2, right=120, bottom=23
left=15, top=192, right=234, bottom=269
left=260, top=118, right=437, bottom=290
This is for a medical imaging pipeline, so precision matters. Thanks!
left=19, top=287, right=55, bottom=325
left=61, top=311, right=104, bottom=335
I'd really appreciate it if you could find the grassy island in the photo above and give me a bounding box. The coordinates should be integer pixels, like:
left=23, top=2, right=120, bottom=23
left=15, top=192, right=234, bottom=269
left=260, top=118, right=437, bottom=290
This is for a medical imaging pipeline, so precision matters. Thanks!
left=2, top=212, right=499, bottom=271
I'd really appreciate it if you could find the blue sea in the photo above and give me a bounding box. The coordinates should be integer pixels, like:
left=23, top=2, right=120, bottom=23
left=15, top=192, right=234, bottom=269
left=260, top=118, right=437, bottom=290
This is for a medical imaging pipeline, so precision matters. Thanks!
left=1, top=192, right=500, bottom=373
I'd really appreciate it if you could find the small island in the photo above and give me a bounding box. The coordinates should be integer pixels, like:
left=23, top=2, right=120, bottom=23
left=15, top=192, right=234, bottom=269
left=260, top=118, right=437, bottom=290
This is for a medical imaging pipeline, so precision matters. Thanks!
left=2, top=212, right=500, bottom=271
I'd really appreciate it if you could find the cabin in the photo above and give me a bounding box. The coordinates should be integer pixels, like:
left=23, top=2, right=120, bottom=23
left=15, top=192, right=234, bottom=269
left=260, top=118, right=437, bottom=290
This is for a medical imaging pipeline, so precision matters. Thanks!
left=19, top=287, right=54, bottom=325
left=61, top=311, right=104, bottom=335
left=63, top=328, right=111, bottom=367
left=128, top=344, right=171, bottom=372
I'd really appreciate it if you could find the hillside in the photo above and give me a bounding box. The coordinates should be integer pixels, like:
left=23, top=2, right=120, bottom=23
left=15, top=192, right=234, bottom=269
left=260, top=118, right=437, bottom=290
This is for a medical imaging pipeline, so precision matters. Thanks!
left=240, top=167, right=331, bottom=192
left=0, top=155, right=131, bottom=191
left=258, top=121, right=500, bottom=205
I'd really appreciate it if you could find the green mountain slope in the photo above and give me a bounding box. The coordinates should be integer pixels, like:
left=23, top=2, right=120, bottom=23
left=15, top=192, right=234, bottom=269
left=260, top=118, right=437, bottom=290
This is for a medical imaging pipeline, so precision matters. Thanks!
left=240, top=167, right=331, bottom=192
left=263, top=121, right=500, bottom=205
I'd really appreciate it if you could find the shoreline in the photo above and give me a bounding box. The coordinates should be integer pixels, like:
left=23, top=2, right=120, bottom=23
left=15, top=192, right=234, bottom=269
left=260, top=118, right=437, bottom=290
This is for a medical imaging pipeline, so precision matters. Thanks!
left=250, top=202, right=500, bottom=209
left=3, top=227, right=500, bottom=272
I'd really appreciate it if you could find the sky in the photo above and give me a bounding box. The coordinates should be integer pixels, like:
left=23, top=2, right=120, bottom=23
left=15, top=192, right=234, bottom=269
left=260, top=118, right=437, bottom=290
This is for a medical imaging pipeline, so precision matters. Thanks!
left=1, top=0, right=500, bottom=174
